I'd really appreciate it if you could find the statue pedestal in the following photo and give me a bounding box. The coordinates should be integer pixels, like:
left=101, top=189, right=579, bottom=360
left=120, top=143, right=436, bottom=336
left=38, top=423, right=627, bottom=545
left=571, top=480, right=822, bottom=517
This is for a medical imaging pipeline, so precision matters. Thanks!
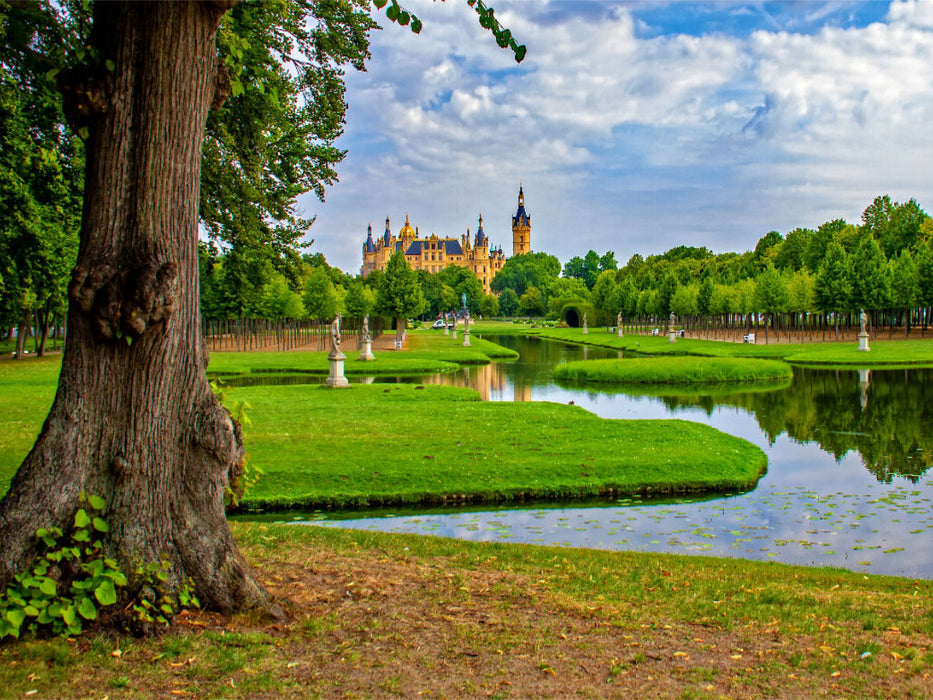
left=452, top=328, right=457, bottom=339
left=668, top=329, right=677, bottom=344
left=617, top=326, right=623, bottom=338
left=358, top=341, right=374, bottom=361
left=582, top=325, right=588, bottom=335
left=462, top=331, right=471, bottom=347
left=325, top=351, right=350, bottom=387
left=857, top=331, right=870, bottom=352
left=444, top=324, right=449, bottom=336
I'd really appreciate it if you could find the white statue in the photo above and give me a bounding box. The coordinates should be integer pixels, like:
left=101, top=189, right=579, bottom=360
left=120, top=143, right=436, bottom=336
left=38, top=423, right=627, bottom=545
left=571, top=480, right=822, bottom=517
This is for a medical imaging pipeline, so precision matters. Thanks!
left=330, top=313, right=341, bottom=354
left=361, top=314, right=371, bottom=344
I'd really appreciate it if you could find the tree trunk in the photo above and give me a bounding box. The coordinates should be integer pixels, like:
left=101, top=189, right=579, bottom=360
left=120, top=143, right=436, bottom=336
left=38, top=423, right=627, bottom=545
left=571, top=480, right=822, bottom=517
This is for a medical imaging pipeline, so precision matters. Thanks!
left=0, top=2, right=280, bottom=618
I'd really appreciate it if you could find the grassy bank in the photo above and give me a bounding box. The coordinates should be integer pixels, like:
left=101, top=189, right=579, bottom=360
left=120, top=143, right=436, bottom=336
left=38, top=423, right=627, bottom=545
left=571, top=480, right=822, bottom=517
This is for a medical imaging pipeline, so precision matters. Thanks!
left=0, top=352, right=766, bottom=510
left=235, top=383, right=766, bottom=510
left=530, top=326, right=933, bottom=366
left=553, top=356, right=793, bottom=384
left=0, top=524, right=930, bottom=698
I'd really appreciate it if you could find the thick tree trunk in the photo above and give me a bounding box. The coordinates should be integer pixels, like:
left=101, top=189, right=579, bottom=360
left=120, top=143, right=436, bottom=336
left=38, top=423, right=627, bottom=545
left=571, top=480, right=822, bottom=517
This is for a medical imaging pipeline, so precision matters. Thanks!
left=0, top=2, right=279, bottom=618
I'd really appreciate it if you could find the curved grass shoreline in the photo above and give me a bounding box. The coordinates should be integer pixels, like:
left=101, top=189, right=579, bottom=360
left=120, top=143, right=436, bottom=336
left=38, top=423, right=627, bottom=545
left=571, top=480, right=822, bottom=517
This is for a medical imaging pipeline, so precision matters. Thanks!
left=553, top=356, right=793, bottom=385
left=233, top=383, right=766, bottom=511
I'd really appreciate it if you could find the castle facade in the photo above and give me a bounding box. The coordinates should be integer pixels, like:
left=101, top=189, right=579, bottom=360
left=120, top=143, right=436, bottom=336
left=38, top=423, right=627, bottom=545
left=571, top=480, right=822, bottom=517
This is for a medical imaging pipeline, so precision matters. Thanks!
left=361, top=187, right=531, bottom=295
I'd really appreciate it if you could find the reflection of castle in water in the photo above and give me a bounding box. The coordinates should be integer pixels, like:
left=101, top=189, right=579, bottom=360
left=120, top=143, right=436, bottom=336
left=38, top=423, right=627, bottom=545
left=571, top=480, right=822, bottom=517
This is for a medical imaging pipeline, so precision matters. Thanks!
left=419, top=363, right=528, bottom=402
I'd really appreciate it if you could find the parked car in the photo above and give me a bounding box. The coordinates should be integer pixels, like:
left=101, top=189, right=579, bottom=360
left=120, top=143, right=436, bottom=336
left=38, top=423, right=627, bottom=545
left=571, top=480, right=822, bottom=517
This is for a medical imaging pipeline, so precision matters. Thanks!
left=432, top=319, right=447, bottom=329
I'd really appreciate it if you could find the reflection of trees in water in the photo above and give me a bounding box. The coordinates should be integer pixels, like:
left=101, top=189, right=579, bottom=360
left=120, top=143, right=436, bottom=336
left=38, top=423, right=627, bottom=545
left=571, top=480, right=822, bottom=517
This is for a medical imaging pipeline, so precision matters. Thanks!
left=659, top=368, right=933, bottom=483
left=492, top=335, right=620, bottom=389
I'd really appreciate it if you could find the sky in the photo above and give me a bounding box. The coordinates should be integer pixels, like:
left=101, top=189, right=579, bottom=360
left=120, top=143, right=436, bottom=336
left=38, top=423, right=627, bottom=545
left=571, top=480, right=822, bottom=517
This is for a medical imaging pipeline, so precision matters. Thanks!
left=297, top=0, right=933, bottom=275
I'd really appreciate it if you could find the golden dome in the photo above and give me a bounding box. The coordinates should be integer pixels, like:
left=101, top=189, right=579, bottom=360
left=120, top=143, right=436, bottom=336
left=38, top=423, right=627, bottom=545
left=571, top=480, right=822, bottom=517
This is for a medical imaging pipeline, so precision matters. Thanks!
left=399, top=213, right=416, bottom=239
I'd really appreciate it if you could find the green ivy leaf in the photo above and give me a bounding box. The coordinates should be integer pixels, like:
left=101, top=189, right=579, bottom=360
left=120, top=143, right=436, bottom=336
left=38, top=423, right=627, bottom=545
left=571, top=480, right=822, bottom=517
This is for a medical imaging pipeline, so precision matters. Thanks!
left=95, top=579, right=117, bottom=606
left=61, top=605, right=76, bottom=626
left=92, top=517, right=109, bottom=533
left=514, top=44, right=527, bottom=63
left=373, top=0, right=387, bottom=7
left=87, top=494, right=106, bottom=511
left=39, top=578, right=57, bottom=596
left=398, top=10, right=410, bottom=26
left=77, top=597, right=97, bottom=620
left=74, top=509, right=91, bottom=529
left=6, top=609, right=26, bottom=631
left=386, top=3, right=400, bottom=21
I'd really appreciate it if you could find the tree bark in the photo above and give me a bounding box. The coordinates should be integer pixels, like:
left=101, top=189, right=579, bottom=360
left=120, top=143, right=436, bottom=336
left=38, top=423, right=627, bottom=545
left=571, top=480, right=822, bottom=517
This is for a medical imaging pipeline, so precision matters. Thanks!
left=0, top=2, right=279, bottom=618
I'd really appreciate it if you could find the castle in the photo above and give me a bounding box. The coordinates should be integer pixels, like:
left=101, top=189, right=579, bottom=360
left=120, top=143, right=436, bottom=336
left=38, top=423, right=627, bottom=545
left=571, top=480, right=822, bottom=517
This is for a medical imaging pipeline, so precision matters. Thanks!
left=361, top=186, right=531, bottom=295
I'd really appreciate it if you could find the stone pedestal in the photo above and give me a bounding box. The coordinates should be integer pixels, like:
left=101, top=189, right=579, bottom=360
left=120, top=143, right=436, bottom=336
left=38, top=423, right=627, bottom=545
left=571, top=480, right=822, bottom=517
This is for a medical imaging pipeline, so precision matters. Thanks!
left=668, top=329, right=677, bottom=344
left=325, top=351, right=349, bottom=387
left=452, top=327, right=457, bottom=339
left=358, top=340, right=374, bottom=361
left=857, top=331, right=870, bottom=352
left=462, top=331, right=470, bottom=347
left=617, top=326, right=623, bottom=338
left=444, top=323, right=449, bottom=336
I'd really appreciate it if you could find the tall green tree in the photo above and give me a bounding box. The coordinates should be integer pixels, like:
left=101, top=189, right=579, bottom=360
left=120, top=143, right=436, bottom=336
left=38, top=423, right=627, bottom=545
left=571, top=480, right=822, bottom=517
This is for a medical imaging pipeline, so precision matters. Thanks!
left=490, top=251, right=560, bottom=298
left=849, top=236, right=889, bottom=315
left=498, top=287, right=519, bottom=316
left=0, top=0, right=525, bottom=624
left=376, top=251, right=424, bottom=338
left=888, top=250, right=919, bottom=336
left=815, top=242, right=852, bottom=338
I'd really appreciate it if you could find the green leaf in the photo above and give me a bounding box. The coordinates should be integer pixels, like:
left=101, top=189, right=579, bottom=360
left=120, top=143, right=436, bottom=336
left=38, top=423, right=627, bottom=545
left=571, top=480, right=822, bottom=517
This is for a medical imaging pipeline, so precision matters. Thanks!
left=92, top=517, right=109, bottom=533
left=104, top=59, right=115, bottom=72
left=77, top=597, right=97, bottom=620
left=74, top=509, right=91, bottom=528
left=386, top=3, right=400, bottom=21
left=398, top=10, right=410, bottom=26
left=373, top=0, right=388, bottom=7
left=496, top=28, right=511, bottom=48
left=514, top=44, right=527, bottom=63
left=73, top=529, right=90, bottom=542
left=6, top=609, right=26, bottom=631
left=95, top=579, right=117, bottom=606
left=410, top=16, right=422, bottom=34
left=39, top=578, right=57, bottom=596
left=62, top=606, right=76, bottom=626
left=87, top=494, right=106, bottom=511
left=24, top=605, right=40, bottom=617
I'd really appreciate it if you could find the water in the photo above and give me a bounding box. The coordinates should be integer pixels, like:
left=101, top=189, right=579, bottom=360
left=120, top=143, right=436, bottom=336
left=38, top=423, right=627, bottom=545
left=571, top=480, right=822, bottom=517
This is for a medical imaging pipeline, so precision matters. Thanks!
left=293, top=334, right=933, bottom=578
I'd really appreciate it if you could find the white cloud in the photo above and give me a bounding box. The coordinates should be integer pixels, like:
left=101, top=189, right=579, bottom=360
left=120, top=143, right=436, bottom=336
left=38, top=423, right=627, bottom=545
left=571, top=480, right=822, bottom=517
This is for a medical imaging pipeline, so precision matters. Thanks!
left=305, top=0, right=933, bottom=272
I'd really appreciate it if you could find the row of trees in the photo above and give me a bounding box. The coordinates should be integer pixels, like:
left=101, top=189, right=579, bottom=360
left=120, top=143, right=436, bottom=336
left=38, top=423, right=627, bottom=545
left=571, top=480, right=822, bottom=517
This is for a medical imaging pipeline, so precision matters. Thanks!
left=582, top=196, right=933, bottom=340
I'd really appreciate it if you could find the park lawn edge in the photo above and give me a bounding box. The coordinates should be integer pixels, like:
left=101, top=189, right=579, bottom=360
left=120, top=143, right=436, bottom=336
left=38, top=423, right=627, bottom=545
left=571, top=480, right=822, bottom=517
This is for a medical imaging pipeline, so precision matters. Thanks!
left=553, top=356, right=794, bottom=385
left=231, top=383, right=767, bottom=512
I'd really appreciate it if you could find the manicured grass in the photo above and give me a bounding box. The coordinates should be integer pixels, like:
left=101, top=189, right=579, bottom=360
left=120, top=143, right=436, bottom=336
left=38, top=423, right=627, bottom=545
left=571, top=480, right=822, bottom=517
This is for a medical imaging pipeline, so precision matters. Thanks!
left=0, top=356, right=61, bottom=495
left=531, top=326, right=933, bottom=366
left=553, top=356, right=793, bottom=384
left=0, top=524, right=929, bottom=698
left=0, top=350, right=766, bottom=510
left=233, top=382, right=766, bottom=510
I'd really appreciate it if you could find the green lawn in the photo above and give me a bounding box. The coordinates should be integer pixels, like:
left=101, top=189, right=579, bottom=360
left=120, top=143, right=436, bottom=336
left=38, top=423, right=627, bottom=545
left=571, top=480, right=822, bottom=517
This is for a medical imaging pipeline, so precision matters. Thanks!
left=234, top=382, right=766, bottom=510
left=0, top=345, right=765, bottom=509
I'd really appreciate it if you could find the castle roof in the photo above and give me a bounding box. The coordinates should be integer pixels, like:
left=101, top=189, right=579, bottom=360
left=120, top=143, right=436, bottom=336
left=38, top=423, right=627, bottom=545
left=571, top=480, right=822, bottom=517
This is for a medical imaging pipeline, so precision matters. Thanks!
left=512, top=186, right=530, bottom=228
left=474, top=214, right=486, bottom=246
left=405, top=239, right=464, bottom=256
left=364, top=225, right=376, bottom=253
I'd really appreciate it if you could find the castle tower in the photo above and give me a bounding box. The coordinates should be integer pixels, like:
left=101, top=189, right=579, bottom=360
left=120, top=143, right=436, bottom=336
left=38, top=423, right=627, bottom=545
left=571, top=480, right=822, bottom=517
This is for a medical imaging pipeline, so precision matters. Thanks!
left=511, top=185, right=531, bottom=256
